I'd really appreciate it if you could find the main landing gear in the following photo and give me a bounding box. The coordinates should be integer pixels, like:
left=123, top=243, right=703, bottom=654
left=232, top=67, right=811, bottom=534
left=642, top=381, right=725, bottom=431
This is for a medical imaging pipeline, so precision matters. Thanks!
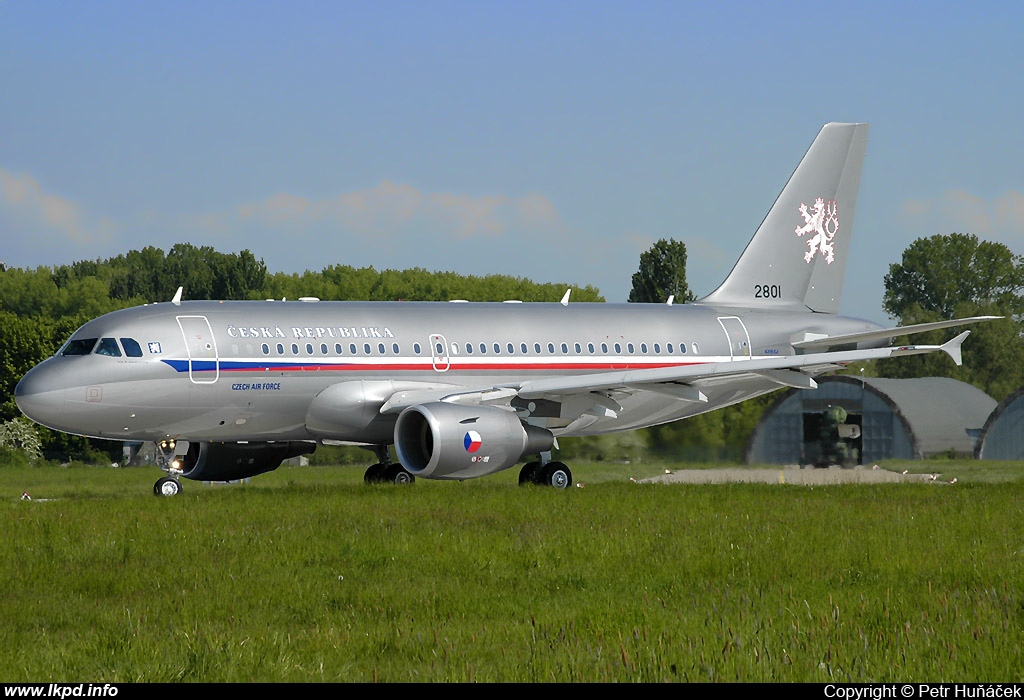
left=363, top=444, right=415, bottom=484
left=518, top=460, right=572, bottom=489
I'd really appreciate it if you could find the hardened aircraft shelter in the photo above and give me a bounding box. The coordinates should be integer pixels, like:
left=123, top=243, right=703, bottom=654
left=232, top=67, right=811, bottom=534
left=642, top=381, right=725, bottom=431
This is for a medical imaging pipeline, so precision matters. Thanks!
left=975, top=386, right=1024, bottom=459
left=745, top=376, right=995, bottom=465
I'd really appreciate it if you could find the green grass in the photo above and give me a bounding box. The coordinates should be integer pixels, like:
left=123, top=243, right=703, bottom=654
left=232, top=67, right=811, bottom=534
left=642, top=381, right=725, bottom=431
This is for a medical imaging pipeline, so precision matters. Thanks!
left=1, top=460, right=1022, bottom=682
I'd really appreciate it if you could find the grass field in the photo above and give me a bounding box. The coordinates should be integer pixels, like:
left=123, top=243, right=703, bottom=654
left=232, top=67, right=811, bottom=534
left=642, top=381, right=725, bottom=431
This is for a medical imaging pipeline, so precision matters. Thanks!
left=1, top=459, right=1022, bottom=682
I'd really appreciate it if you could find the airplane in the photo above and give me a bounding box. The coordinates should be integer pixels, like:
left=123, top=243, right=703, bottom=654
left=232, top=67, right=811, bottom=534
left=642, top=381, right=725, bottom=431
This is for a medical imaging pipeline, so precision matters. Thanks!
left=14, top=123, right=995, bottom=495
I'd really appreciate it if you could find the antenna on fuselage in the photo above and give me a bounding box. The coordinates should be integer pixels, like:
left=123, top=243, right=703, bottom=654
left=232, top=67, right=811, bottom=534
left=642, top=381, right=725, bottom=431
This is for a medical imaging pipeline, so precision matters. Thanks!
left=560, top=289, right=571, bottom=307
left=171, top=287, right=183, bottom=306
left=666, top=295, right=674, bottom=305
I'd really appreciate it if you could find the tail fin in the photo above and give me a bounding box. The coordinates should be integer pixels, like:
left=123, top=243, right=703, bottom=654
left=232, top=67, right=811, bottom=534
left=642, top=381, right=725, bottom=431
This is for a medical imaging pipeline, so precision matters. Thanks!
left=699, top=122, right=869, bottom=314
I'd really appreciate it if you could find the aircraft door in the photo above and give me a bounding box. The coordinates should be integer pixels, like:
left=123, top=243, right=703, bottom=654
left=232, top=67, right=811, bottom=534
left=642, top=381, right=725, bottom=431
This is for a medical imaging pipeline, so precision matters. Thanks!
left=717, top=316, right=751, bottom=359
left=177, top=315, right=220, bottom=383
left=429, top=334, right=450, bottom=372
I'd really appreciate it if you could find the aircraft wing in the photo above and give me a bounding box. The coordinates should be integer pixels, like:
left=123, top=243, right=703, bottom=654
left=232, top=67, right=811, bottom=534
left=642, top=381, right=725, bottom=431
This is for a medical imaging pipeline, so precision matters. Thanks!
left=379, top=332, right=971, bottom=415
left=791, top=316, right=998, bottom=351
left=515, top=331, right=970, bottom=400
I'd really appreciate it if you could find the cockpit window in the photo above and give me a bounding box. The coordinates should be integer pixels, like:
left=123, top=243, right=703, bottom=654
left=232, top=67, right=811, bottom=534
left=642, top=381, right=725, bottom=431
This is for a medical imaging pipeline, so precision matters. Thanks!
left=62, top=338, right=98, bottom=356
left=95, top=338, right=122, bottom=357
left=120, top=338, right=144, bottom=357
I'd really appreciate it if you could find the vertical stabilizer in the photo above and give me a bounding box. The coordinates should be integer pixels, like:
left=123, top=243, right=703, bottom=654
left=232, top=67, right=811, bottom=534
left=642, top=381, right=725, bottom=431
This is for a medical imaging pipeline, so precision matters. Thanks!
left=699, top=122, right=868, bottom=314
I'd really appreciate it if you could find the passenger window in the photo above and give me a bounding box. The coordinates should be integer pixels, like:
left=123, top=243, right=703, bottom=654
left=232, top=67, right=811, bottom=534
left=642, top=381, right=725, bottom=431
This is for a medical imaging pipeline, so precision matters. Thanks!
left=574, top=343, right=582, bottom=354
left=601, top=343, right=608, bottom=353
left=588, top=343, right=595, bottom=353
left=627, top=343, right=635, bottom=354
left=320, top=343, right=328, bottom=354
left=262, top=343, right=270, bottom=355
left=335, top=343, right=343, bottom=354
left=680, top=343, right=686, bottom=354
left=534, top=343, right=541, bottom=354
left=692, top=343, right=699, bottom=354
left=560, top=343, right=568, bottom=354
left=292, top=344, right=299, bottom=355
left=614, top=343, right=621, bottom=354
left=547, top=343, right=554, bottom=353
left=414, top=343, right=421, bottom=354
left=120, top=338, right=143, bottom=357
left=507, top=343, right=514, bottom=354
left=493, top=343, right=500, bottom=354
left=393, top=343, right=400, bottom=354
left=654, top=343, right=661, bottom=354
left=466, top=343, right=473, bottom=354
left=306, top=343, right=314, bottom=355
left=640, top=343, right=648, bottom=354
left=96, top=338, right=122, bottom=357
left=364, top=343, right=371, bottom=354
left=277, top=343, right=285, bottom=354
left=667, top=343, right=674, bottom=354
left=521, top=343, right=528, bottom=354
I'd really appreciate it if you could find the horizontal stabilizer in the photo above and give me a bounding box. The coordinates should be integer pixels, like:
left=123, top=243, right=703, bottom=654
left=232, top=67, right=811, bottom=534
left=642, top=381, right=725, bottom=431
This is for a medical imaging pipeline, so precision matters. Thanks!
left=889, top=330, right=970, bottom=366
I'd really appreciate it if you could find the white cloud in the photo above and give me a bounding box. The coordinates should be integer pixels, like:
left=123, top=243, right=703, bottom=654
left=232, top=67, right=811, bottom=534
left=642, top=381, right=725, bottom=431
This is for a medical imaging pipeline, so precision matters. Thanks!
left=900, top=189, right=1024, bottom=238
left=224, top=181, right=564, bottom=241
left=0, top=168, right=115, bottom=244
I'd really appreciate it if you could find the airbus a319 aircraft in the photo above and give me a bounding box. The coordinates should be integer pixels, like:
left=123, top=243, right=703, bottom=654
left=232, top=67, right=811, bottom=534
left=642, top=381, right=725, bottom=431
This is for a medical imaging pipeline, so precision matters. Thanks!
left=15, top=123, right=993, bottom=495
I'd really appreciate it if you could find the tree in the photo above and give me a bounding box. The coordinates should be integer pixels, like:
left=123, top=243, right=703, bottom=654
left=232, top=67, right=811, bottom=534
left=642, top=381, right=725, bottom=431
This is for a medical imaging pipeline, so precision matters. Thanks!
left=880, top=233, right=1024, bottom=400
left=883, top=233, right=1024, bottom=321
left=628, top=238, right=695, bottom=304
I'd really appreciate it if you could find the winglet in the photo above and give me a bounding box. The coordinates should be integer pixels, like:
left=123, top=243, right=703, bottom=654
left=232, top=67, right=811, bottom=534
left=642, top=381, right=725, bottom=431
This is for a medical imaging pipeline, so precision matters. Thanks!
left=941, top=330, right=970, bottom=367
left=560, top=289, right=571, bottom=306
left=171, top=287, right=183, bottom=306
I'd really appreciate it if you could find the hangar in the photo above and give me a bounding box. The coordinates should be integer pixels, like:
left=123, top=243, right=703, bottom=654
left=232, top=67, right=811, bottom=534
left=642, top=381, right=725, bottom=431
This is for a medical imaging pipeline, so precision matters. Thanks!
left=745, top=376, right=995, bottom=465
left=974, top=387, right=1024, bottom=459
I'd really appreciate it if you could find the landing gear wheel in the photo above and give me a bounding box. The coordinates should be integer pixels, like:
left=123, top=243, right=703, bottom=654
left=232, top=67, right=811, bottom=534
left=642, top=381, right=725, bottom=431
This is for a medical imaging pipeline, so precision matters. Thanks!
left=153, top=476, right=182, bottom=497
left=364, top=463, right=387, bottom=484
left=538, top=462, right=572, bottom=489
left=519, top=461, right=541, bottom=485
left=384, top=463, right=415, bottom=484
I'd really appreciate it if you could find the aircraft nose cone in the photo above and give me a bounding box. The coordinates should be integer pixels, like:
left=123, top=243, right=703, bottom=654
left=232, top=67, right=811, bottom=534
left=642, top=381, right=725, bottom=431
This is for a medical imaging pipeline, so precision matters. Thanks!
left=14, top=361, right=68, bottom=429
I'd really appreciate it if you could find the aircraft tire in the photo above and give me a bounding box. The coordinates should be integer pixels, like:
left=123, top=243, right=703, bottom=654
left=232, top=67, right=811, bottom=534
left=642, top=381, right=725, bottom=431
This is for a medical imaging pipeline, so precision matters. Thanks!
left=538, top=462, right=572, bottom=489
left=154, top=476, right=182, bottom=497
left=384, top=463, right=415, bottom=484
left=364, top=463, right=387, bottom=484
left=519, top=461, right=541, bottom=485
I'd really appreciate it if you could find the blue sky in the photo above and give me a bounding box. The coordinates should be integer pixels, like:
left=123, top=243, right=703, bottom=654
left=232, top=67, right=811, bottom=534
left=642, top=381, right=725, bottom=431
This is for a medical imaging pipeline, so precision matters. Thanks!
left=2, top=1, right=1022, bottom=322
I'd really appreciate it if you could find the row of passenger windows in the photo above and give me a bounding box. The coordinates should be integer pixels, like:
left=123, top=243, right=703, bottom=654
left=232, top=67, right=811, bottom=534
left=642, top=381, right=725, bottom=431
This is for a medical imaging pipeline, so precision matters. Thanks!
left=258, top=340, right=700, bottom=357
left=62, top=337, right=144, bottom=358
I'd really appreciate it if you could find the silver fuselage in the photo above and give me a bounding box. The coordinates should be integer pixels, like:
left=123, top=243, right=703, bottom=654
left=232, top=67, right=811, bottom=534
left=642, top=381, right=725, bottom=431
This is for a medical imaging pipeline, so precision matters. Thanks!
left=15, top=298, right=883, bottom=444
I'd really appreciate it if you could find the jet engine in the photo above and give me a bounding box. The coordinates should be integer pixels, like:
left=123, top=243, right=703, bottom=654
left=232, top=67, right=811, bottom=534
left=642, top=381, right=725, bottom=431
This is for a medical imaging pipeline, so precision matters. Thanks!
left=394, top=402, right=553, bottom=480
left=176, top=441, right=316, bottom=482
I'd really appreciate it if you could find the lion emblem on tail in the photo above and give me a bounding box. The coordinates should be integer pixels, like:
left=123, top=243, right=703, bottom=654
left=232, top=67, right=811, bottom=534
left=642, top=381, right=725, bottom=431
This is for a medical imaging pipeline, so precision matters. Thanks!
left=795, top=198, right=839, bottom=264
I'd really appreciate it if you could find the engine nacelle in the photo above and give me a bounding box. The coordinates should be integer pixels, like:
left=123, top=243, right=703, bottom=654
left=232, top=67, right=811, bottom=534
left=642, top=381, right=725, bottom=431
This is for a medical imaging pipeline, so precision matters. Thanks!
left=177, top=441, right=316, bottom=482
left=394, top=402, right=553, bottom=480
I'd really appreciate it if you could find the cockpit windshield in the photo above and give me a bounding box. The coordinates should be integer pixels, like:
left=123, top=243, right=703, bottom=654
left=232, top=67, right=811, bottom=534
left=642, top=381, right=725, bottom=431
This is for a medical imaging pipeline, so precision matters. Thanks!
left=59, top=336, right=146, bottom=358
left=61, top=338, right=98, bottom=356
left=96, top=338, right=122, bottom=357
left=121, top=338, right=143, bottom=357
